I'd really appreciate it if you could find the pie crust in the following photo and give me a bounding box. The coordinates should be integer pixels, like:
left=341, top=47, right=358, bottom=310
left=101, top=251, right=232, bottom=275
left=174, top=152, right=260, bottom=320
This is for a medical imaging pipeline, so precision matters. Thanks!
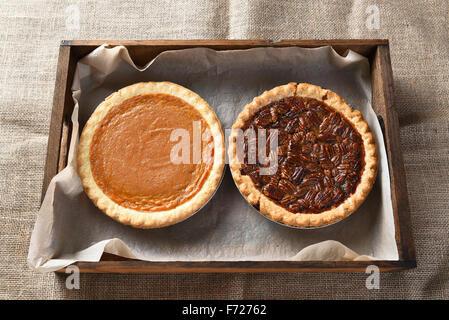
left=78, top=81, right=225, bottom=228
left=228, top=83, right=378, bottom=228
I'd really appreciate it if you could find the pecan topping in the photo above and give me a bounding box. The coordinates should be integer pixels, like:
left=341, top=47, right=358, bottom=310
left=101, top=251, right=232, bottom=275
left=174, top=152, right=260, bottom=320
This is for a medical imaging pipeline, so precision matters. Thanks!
left=239, top=96, right=365, bottom=214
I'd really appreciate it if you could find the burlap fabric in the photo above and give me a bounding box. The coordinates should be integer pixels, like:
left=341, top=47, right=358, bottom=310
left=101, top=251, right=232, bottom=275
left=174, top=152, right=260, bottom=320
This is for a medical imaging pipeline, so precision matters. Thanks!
left=0, top=0, right=447, bottom=299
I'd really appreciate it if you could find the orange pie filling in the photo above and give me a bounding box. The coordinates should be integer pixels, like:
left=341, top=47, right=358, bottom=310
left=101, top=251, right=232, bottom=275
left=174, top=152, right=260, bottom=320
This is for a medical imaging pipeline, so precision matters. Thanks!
left=90, top=93, right=214, bottom=212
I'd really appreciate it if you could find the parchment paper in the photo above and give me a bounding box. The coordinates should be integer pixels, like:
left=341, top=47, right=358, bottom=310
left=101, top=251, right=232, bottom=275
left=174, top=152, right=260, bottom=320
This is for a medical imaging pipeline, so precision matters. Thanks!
left=28, top=45, right=399, bottom=272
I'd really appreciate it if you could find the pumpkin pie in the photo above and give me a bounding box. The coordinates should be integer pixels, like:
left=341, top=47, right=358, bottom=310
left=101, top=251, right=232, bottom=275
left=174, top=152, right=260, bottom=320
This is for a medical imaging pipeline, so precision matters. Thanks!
left=78, top=82, right=225, bottom=228
left=228, top=83, right=377, bottom=228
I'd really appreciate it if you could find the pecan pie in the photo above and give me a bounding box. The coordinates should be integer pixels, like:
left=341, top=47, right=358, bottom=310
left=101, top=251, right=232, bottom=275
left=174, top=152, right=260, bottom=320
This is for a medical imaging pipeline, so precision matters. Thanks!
left=228, top=83, right=377, bottom=228
left=78, top=82, right=225, bottom=228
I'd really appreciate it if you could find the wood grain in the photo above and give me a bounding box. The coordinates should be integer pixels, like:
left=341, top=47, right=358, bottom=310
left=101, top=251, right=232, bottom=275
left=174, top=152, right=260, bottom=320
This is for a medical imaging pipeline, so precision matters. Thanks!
left=43, top=39, right=415, bottom=273
left=371, top=45, right=416, bottom=262
left=56, top=253, right=416, bottom=273
left=41, top=46, right=76, bottom=201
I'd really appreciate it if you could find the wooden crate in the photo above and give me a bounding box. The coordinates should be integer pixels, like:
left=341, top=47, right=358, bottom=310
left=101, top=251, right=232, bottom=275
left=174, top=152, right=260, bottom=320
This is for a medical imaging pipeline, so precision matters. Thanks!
left=42, top=40, right=416, bottom=273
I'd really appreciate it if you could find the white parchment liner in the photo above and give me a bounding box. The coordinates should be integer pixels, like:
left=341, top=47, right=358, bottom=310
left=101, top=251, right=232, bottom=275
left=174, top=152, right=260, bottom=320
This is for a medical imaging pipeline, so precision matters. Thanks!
left=28, top=45, right=399, bottom=272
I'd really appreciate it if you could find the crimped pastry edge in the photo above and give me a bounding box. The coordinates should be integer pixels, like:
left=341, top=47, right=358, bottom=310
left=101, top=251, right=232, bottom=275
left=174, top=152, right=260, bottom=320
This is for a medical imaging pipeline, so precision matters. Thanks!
left=77, top=81, right=225, bottom=229
left=228, top=82, right=378, bottom=228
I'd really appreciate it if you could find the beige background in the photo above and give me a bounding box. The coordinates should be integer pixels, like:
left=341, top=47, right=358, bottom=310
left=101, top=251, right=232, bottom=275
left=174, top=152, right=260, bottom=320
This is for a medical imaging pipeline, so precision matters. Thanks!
left=0, top=0, right=447, bottom=299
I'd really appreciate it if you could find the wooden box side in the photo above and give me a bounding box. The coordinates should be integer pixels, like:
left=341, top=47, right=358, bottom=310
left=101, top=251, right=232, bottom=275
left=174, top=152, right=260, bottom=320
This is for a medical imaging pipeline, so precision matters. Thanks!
left=371, top=44, right=416, bottom=264
left=65, top=256, right=416, bottom=274
left=42, top=40, right=415, bottom=273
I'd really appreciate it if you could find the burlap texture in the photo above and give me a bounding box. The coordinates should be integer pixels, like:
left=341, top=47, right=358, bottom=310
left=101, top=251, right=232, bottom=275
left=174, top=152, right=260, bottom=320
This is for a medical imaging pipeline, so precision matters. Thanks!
left=0, top=0, right=447, bottom=299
